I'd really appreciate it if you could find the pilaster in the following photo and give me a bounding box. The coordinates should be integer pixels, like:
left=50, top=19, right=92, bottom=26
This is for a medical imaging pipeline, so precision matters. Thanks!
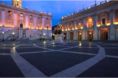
left=93, top=15, right=99, bottom=40
left=109, top=10, right=115, bottom=40
left=25, top=15, right=29, bottom=29
left=74, top=30, right=77, bottom=41
left=83, top=19, right=87, bottom=40
left=13, top=12, right=17, bottom=28
left=1, top=10, right=5, bottom=26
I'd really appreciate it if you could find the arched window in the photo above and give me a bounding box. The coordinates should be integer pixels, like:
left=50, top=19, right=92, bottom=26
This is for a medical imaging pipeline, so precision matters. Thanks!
left=87, top=17, right=93, bottom=28
left=102, top=18, right=106, bottom=25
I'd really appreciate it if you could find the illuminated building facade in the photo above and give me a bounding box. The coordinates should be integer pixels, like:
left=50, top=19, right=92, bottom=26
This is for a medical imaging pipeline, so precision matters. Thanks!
left=0, top=0, right=52, bottom=40
left=61, top=1, right=118, bottom=41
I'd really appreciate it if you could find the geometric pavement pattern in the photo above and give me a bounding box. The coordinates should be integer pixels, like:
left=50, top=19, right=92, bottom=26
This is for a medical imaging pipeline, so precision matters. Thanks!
left=0, top=41, right=118, bottom=77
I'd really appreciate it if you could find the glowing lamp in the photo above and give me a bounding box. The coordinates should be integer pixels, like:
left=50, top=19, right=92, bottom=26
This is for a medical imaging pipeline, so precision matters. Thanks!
left=2, top=32, right=4, bottom=34
left=12, top=32, right=15, bottom=35
left=43, top=33, right=46, bottom=36
left=80, top=27, right=83, bottom=30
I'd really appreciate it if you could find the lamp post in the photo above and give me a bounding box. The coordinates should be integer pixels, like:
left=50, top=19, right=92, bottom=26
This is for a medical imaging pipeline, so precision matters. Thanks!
left=12, top=32, right=15, bottom=41
left=2, top=31, right=4, bottom=41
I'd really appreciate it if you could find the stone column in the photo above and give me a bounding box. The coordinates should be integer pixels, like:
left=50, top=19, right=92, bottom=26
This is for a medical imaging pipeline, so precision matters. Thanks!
left=83, top=19, right=87, bottom=40
left=67, top=31, right=70, bottom=41
left=74, top=30, right=77, bottom=41
left=1, top=10, right=5, bottom=26
left=33, top=16, right=37, bottom=29
left=25, top=15, right=29, bottom=38
left=93, top=15, right=99, bottom=40
left=109, top=10, right=115, bottom=40
left=25, top=15, right=29, bottom=29
left=42, top=16, right=45, bottom=34
left=82, top=30, right=86, bottom=40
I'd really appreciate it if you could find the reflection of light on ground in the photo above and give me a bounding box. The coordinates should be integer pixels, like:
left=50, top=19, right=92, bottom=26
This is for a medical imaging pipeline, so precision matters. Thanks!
left=43, top=41, right=47, bottom=48
left=89, top=42, right=92, bottom=48
left=43, top=41, right=46, bottom=45
left=11, top=46, right=16, bottom=55
left=78, top=41, right=82, bottom=47
left=52, top=41, right=55, bottom=47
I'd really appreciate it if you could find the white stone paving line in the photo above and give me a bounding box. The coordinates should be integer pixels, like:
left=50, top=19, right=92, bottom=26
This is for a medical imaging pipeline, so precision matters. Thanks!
left=59, top=47, right=98, bottom=51
left=106, top=55, right=118, bottom=59
left=11, top=46, right=47, bottom=77
left=18, top=49, right=118, bottom=59
left=33, top=43, right=118, bottom=59
left=19, top=51, right=96, bottom=56
left=51, top=45, right=106, bottom=77
left=58, top=51, right=96, bottom=56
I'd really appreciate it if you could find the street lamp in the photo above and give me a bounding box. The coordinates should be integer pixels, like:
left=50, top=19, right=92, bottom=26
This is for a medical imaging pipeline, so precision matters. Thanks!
left=2, top=31, right=4, bottom=41
left=12, top=32, right=15, bottom=35
left=12, top=32, right=15, bottom=41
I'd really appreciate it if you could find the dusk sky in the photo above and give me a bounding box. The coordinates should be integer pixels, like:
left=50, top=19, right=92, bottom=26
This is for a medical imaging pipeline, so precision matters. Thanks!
left=2, top=0, right=105, bottom=26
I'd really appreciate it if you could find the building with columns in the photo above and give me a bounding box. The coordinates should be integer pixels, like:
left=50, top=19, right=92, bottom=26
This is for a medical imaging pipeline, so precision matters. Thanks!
left=0, top=0, right=52, bottom=40
left=60, top=1, right=118, bottom=41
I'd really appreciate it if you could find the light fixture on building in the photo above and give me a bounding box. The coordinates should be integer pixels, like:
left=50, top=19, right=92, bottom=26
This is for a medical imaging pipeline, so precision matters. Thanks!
left=72, top=28, right=74, bottom=30
left=89, top=32, right=92, bottom=35
left=114, top=22, right=118, bottom=25
left=97, top=24, right=101, bottom=27
left=106, top=23, right=111, bottom=26
left=80, top=27, right=83, bottom=30
left=79, top=32, right=82, bottom=35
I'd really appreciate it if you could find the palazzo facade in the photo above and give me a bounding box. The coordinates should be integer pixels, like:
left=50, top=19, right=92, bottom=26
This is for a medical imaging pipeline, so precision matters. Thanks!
left=0, top=0, right=52, bottom=40
left=60, top=1, right=118, bottom=41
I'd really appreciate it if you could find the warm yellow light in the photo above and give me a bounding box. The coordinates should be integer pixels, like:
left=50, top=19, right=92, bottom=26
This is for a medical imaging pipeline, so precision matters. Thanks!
left=65, top=29, right=67, bottom=31
left=72, top=28, right=74, bottom=30
left=80, top=27, right=83, bottom=30
left=106, top=23, right=111, bottom=26
left=114, top=22, right=118, bottom=25
left=79, top=33, right=82, bottom=35
left=75, top=27, right=78, bottom=30
left=88, top=18, right=93, bottom=22
left=89, top=32, right=92, bottom=35
left=48, top=28, right=51, bottom=30
left=97, top=24, right=101, bottom=27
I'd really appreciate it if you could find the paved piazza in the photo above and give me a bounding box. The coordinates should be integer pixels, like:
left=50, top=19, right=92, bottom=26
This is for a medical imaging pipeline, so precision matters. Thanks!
left=0, top=40, right=118, bottom=77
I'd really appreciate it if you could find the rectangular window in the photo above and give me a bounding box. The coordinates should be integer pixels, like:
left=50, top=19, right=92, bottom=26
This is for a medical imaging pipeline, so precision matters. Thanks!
left=102, top=18, right=106, bottom=25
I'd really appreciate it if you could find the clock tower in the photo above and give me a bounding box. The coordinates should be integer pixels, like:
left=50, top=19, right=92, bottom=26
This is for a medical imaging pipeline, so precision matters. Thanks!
left=12, top=0, right=22, bottom=8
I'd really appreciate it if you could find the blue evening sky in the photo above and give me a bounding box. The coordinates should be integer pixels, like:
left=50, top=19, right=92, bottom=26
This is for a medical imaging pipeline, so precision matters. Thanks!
left=2, top=0, right=105, bottom=26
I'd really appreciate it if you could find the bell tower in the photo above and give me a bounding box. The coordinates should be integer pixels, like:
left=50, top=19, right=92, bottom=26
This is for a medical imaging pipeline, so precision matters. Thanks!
left=12, top=0, right=22, bottom=8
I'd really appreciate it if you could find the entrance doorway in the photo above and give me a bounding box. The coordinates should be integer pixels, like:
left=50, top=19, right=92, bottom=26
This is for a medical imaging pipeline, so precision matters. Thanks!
left=87, top=30, right=93, bottom=41
left=20, top=23, right=23, bottom=28
left=70, top=32, right=74, bottom=41
left=100, top=28, right=109, bottom=41
left=78, top=32, right=82, bottom=41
